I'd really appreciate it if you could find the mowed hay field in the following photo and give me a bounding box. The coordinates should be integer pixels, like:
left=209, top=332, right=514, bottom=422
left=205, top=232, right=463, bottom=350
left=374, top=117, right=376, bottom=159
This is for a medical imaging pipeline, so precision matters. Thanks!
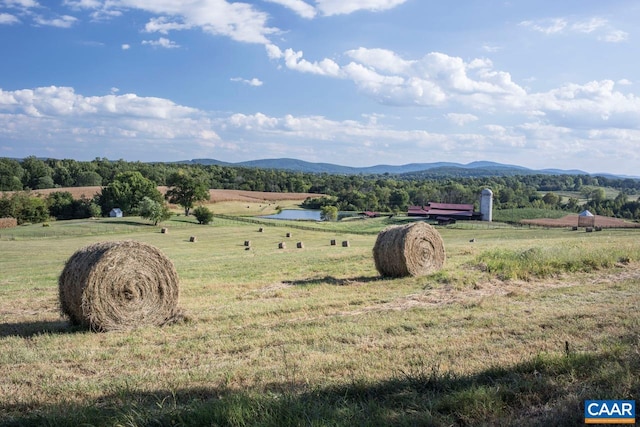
left=0, top=209, right=639, bottom=425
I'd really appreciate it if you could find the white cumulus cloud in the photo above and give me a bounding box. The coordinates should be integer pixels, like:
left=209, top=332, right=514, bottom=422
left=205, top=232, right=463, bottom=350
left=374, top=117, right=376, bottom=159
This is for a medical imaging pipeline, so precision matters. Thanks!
left=34, top=14, right=77, bottom=28
left=230, top=77, right=263, bottom=86
left=142, top=37, right=180, bottom=49
left=0, top=13, right=20, bottom=24
left=315, top=0, right=409, bottom=16
left=265, top=0, right=316, bottom=19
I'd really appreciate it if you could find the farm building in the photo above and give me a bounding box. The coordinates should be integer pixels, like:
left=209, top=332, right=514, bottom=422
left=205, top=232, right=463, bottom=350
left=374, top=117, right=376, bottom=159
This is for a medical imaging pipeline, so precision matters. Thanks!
left=408, top=202, right=483, bottom=221
left=578, top=209, right=595, bottom=227
left=109, top=208, right=123, bottom=218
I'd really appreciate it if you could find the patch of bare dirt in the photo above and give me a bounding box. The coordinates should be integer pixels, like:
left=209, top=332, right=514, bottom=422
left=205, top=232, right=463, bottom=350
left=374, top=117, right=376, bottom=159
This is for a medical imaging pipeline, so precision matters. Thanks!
left=521, top=214, right=640, bottom=228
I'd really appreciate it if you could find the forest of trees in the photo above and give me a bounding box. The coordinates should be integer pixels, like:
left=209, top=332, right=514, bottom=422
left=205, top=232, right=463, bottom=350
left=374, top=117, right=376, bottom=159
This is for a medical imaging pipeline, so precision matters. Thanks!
left=1, top=156, right=640, bottom=224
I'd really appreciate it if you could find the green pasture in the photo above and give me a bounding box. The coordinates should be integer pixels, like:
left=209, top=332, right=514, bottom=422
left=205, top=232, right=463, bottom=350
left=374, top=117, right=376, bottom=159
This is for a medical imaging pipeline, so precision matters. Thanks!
left=0, top=213, right=638, bottom=426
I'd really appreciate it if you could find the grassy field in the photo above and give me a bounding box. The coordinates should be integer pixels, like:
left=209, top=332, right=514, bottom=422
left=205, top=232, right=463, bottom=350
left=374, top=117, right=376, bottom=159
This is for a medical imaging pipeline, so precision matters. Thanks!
left=0, top=210, right=639, bottom=426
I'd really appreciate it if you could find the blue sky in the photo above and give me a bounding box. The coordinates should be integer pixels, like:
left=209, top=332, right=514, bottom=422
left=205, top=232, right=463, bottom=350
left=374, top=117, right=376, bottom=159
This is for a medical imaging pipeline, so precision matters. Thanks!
left=1, top=0, right=639, bottom=175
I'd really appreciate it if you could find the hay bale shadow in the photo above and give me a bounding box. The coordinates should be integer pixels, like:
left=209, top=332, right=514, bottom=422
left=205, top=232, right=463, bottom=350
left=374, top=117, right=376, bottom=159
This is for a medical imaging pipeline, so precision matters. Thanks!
left=0, top=320, right=81, bottom=338
left=283, top=275, right=380, bottom=286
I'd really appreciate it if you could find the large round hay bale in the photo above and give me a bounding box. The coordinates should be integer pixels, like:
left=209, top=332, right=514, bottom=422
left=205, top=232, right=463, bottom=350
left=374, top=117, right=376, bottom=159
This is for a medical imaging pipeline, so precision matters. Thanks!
left=58, top=240, right=182, bottom=332
left=373, top=222, right=446, bottom=277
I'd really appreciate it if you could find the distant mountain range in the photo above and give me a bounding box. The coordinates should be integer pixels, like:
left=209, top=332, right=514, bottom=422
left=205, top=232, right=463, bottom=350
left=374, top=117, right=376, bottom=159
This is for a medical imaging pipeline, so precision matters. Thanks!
left=178, top=158, right=634, bottom=179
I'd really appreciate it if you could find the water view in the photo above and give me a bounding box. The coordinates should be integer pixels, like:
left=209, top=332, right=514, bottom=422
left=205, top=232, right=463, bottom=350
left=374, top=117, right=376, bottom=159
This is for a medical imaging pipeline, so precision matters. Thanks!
left=260, top=209, right=323, bottom=221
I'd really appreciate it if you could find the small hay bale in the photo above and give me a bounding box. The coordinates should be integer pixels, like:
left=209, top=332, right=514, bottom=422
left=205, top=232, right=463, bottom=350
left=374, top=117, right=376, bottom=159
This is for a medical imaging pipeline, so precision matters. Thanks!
left=330, top=239, right=337, bottom=246
left=296, top=241, right=304, bottom=249
left=58, top=240, right=182, bottom=332
left=244, top=240, right=251, bottom=247
left=189, top=236, right=197, bottom=242
left=278, top=242, right=286, bottom=249
left=286, top=232, right=292, bottom=238
left=373, top=222, right=446, bottom=278
left=0, top=218, right=18, bottom=229
left=161, top=227, right=168, bottom=234
left=342, top=240, right=350, bottom=247
left=258, top=227, right=264, bottom=232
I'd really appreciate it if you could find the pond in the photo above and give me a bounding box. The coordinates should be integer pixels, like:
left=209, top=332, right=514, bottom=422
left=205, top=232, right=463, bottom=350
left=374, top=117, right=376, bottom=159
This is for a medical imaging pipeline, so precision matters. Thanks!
left=260, top=209, right=323, bottom=221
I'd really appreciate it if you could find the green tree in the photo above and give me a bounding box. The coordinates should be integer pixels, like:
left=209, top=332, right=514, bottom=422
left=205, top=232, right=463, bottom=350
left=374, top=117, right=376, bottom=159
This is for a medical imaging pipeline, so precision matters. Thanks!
left=165, top=170, right=210, bottom=216
left=2, top=192, right=49, bottom=224
left=320, top=205, right=338, bottom=221
left=139, top=196, right=172, bottom=225
left=542, top=192, right=560, bottom=207
left=21, top=156, right=54, bottom=189
left=0, top=158, right=24, bottom=190
left=389, top=189, right=410, bottom=211
left=193, top=205, right=213, bottom=225
left=47, top=191, right=75, bottom=219
left=98, top=171, right=163, bottom=215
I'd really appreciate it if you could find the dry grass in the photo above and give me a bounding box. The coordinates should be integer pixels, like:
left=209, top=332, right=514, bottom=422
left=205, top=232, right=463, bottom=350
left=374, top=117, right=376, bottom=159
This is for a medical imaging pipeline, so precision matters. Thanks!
left=522, top=214, right=640, bottom=228
left=0, top=213, right=638, bottom=425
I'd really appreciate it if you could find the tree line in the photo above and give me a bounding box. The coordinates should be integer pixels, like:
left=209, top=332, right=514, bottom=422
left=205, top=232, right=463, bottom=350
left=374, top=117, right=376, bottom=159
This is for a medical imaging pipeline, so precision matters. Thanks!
left=1, top=156, right=639, bottom=224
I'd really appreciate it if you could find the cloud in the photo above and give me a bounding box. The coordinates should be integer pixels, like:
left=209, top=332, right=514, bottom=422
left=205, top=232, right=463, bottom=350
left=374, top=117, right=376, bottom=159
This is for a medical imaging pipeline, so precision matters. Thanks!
left=481, top=44, right=501, bottom=53
left=600, top=30, right=628, bottom=43
left=520, top=16, right=628, bottom=43
left=142, top=37, right=180, bottom=49
left=34, top=14, right=77, bottom=28
left=121, top=43, right=130, bottom=50
left=63, top=0, right=102, bottom=8
left=446, top=113, right=479, bottom=126
left=528, top=80, right=640, bottom=129
left=315, top=0, right=409, bottom=16
left=0, top=13, right=20, bottom=24
left=281, top=48, right=342, bottom=76
left=143, top=16, right=191, bottom=34
left=0, top=86, right=220, bottom=159
left=3, top=0, right=39, bottom=8
left=345, top=47, right=414, bottom=74
left=519, top=18, right=567, bottom=34
left=265, top=0, right=316, bottom=19
left=273, top=47, right=525, bottom=108
left=570, top=17, right=607, bottom=33
left=271, top=45, right=640, bottom=138
left=230, top=77, right=263, bottom=87
left=64, top=0, right=279, bottom=44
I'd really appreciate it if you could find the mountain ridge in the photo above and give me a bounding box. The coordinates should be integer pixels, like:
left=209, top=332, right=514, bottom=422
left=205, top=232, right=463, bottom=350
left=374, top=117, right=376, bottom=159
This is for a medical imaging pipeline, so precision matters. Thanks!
left=179, top=158, right=635, bottom=179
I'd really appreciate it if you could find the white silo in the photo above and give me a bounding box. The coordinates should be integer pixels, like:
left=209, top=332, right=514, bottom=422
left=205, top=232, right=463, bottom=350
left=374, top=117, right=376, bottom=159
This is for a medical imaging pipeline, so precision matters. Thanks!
left=480, top=188, right=493, bottom=222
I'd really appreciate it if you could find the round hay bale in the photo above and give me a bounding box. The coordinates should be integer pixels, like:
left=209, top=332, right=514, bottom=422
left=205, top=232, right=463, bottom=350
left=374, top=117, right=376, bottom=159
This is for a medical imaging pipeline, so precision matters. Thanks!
left=278, top=242, right=286, bottom=249
left=161, top=227, right=168, bottom=234
left=58, top=240, right=182, bottom=332
left=286, top=232, right=292, bottom=238
left=373, top=222, right=446, bottom=277
left=330, top=239, right=337, bottom=246
left=258, top=227, right=264, bottom=232
left=189, top=236, right=197, bottom=242
left=296, top=241, right=304, bottom=249
left=244, top=240, right=251, bottom=247
left=342, top=240, right=350, bottom=247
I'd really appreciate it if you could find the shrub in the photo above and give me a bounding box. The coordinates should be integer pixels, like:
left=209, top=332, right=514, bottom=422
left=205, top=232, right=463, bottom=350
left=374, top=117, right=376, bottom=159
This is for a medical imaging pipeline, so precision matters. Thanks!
left=193, top=206, right=213, bottom=225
